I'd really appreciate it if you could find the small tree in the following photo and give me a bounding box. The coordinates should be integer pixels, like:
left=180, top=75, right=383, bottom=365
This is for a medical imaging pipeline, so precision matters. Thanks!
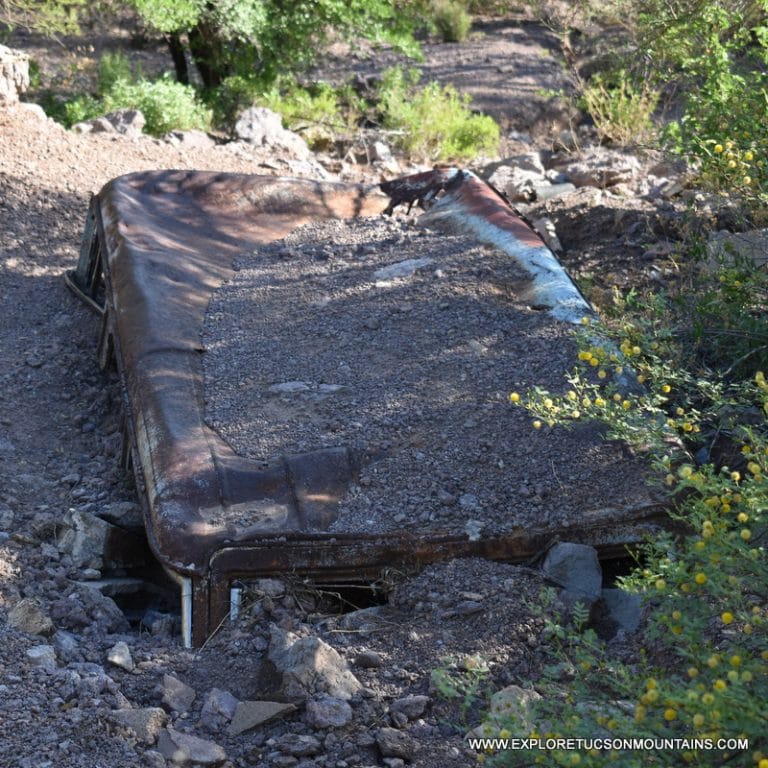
left=129, top=0, right=421, bottom=89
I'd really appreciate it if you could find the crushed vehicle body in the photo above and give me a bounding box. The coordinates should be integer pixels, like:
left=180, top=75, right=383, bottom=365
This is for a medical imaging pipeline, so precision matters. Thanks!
left=67, top=168, right=669, bottom=647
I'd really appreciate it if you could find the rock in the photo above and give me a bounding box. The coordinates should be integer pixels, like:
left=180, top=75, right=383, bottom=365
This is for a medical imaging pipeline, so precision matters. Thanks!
left=228, top=700, right=296, bottom=736
left=107, top=640, right=134, bottom=672
left=0, top=45, right=29, bottom=105
left=483, top=154, right=546, bottom=202
left=532, top=182, right=576, bottom=201
left=707, top=228, right=768, bottom=269
left=599, top=588, right=642, bottom=634
left=90, top=116, right=117, bottom=133
left=56, top=508, right=147, bottom=570
left=254, top=578, right=287, bottom=598
left=268, top=381, right=311, bottom=394
left=375, top=727, right=414, bottom=760
left=371, top=140, right=395, bottom=164
left=354, top=650, right=384, bottom=669
left=7, top=597, right=53, bottom=635
left=268, top=626, right=362, bottom=700
left=556, top=147, right=641, bottom=188
left=390, top=695, right=430, bottom=722
left=306, top=695, right=353, bottom=729
left=484, top=685, right=542, bottom=733
left=542, top=542, right=602, bottom=603
left=234, top=106, right=310, bottom=160
left=164, top=129, right=216, bottom=149
left=97, top=500, right=144, bottom=531
left=141, top=609, right=178, bottom=636
left=110, top=707, right=168, bottom=745
left=200, top=688, right=239, bottom=732
left=26, top=644, right=57, bottom=671
left=373, top=258, right=434, bottom=281
left=104, top=108, right=145, bottom=137
left=52, top=630, right=80, bottom=663
left=161, top=674, right=197, bottom=713
left=157, top=727, right=226, bottom=766
left=273, top=733, right=322, bottom=757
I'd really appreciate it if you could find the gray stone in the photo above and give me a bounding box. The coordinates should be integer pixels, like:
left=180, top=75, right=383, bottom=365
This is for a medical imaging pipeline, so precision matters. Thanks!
left=269, top=626, right=362, bottom=700
left=200, top=688, right=239, bottom=732
left=354, top=650, right=384, bottom=669
left=57, top=508, right=145, bottom=570
left=90, top=116, right=116, bottom=133
left=254, top=578, right=286, bottom=598
left=375, top=727, right=414, bottom=760
left=161, top=674, right=197, bottom=713
left=707, top=229, right=768, bottom=269
left=306, top=695, right=353, bottom=729
left=228, top=700, right=296, bottom=736
left=234, top=107, right=310, bottom=160
left=601, top=588, right=642, bottom=634
left=371, top=140, right=394, bottom=163
left=7, top=598, right=53, bottom=635
left=110, top=707, right=168, bottom=745
left=542, top=542, right=602, bottom=602
left=52, top=630, right=80, bottom=662
left=373, top=258, right=434, bottom=281
left=104, top=108, right=145, bottom=137
left=97, top=500, right=144, bottom=531
left=274, top=733, right=322, bottom=757
left=0, top=45, right=29, bottom=105
left=269, top=381, right=311, bottom=394
left=558, top=147, right=641, bottom=188
left=484, top=154, right=547, bottom=202
left=490, top=685, right=541, bottom=726
left=164, top=129, right=215, bottom=149
left=390, top=695, right=430, bottom=722
left=26, top=644, right=56, bottom=671
left=107, top=640, right=134, bottom=672
left=157, top=727, right=226, bottom=766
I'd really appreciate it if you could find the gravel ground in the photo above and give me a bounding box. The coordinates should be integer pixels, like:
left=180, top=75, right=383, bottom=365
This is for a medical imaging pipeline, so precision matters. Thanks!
left=203, top=215, right=655, bottom=536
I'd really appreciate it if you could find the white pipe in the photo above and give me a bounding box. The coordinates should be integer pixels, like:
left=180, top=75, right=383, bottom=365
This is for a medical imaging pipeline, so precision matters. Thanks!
left=230, top=586, right=242, bottom=622
left=180, top=577, right=193, bottom=649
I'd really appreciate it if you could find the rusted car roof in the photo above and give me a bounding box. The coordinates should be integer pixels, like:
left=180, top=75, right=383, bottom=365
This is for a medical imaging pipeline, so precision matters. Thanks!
left=67, top=169, right=669, bottom=646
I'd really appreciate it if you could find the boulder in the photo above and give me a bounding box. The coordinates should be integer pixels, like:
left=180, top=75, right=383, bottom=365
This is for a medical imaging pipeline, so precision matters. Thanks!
left=110, top=707, right=168, bottom=745
left=268, top=625, right=362, bottom=700
left=0, top=45, right=29, bottom=105
left=542, top=542, right=602, bottom=604
left=234, top=106, right=310, bottom=160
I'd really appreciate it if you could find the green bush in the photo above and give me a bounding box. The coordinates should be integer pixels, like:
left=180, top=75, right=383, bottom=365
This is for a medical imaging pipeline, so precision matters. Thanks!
left=580, top=71, right=659, bottom=147
left=103, top=75, right=212, bottom=135
left=497, top=256, right=768, bottom=767
left=378, top=66, right=500, bottom=161
left=431, top=0, right=472, bottom=42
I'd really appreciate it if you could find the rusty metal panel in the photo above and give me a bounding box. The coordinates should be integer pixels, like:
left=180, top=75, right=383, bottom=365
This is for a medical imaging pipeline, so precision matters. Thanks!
left=69, top=169, right=671, bottom=646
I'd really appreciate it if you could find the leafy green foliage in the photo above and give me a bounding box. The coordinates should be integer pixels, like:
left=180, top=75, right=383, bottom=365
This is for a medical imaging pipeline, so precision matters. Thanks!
left=501, top=254, right=768, bottom=767
left=128, top=0, right=422, bottom=88
left=431, top=0, right=472, bottom=43
left=1, top=0, right=85, bottom=35
left=103, top=74, right=211, bottom=135
left=377, top=66, right=500, bottom=161
left=580, top=71, right=659, bottom=147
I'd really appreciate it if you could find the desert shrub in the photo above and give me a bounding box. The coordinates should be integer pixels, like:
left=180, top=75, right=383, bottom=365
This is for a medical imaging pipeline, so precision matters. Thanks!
left=377, top=66, right=499, bottom=161
left=431, top=0, right=472, bottom=42
left=103, top=75, right=212, bottom=135
left=580, top=71, right=659, bottom=146
left=260, top=81, right=363, bottom=149
left=495, top=256, right=768, bottom=767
